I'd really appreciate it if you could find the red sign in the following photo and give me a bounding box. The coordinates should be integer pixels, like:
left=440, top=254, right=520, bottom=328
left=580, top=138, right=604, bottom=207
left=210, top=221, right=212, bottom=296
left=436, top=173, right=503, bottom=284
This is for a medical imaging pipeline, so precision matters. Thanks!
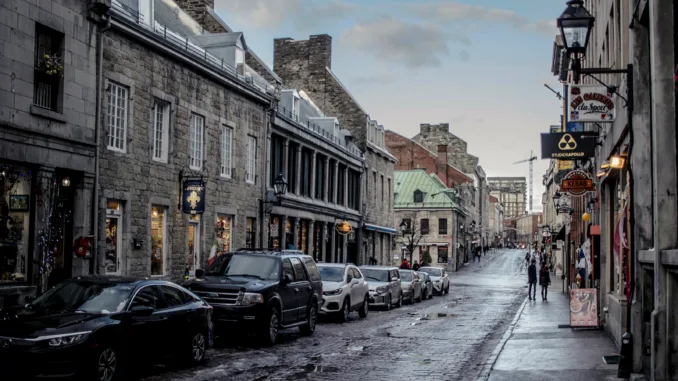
left=560, top=170, right=596, bottom=196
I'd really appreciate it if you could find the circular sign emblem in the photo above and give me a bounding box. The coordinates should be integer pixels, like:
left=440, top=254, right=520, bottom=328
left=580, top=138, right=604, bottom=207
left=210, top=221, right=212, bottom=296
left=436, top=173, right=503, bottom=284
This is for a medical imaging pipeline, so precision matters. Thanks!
left=561, top=170, right=595, bottom=196
left=335, top=221, right=353, bottom=235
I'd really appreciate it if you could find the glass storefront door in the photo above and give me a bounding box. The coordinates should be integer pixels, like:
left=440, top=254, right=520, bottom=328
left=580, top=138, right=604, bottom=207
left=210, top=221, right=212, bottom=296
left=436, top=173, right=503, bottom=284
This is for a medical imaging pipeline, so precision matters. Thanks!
left=105, top=201, right=122, bottom=275
left=187, top=215, right=201, bottom=275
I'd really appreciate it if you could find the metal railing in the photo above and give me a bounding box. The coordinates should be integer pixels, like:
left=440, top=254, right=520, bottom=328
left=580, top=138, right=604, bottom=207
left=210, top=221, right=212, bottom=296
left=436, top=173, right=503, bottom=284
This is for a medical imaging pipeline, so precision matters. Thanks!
left=276, top=105, right=362, bottom=157
left=110, top=1, right=271, bottom=95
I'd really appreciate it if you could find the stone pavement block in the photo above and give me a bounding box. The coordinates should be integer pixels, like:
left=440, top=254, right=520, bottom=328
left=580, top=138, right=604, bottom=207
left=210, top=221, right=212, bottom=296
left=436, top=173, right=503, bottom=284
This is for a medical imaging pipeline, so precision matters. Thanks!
left=488, top=369, right=619, bottom=381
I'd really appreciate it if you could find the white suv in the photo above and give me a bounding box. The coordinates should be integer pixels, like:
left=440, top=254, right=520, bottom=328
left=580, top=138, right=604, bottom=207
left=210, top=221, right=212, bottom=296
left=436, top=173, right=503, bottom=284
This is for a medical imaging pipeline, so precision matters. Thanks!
left=317, top=263, right=370, bottom=322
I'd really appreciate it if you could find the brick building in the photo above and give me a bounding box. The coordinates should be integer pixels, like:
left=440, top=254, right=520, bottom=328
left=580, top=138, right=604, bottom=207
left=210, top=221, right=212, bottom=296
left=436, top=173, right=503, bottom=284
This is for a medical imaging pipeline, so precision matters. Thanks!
left=0, top=0, right=101, bottom=307
left=273, top=35, right=397, bottom=265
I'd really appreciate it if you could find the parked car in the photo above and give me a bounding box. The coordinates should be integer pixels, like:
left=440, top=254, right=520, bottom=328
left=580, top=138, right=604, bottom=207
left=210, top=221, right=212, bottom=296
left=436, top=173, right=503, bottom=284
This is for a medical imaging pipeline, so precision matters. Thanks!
left=359, top=266, right=402, bottom=310
left=398, top=269, right=422, bottom=304
left=417, top=266, right=450, bottom=295
left=317, top=263, right=369, bottom=322
left=183, top=249, right=322, bottom=346
left=0, top=276, right=212, bottom=381
left=417, top=271, right=434, bottom=300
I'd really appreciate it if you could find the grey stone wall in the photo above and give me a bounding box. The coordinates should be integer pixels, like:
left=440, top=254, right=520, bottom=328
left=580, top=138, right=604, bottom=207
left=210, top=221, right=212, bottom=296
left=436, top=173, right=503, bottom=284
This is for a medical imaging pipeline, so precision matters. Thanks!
left=98, top=30, right=268, bottom=279
left=412, top=123, right=479, bottom=173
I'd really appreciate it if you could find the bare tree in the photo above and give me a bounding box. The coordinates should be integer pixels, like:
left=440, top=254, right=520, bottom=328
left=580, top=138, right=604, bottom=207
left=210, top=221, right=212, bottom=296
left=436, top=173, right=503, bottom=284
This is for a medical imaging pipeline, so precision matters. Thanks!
left=397, top=214, right=425, bottom=263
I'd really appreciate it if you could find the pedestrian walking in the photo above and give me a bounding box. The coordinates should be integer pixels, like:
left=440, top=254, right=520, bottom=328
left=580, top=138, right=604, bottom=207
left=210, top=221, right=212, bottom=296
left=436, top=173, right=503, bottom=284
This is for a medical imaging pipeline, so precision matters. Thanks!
left=412, top=261, right=420, bottom=271
left=539, top=263, right=551, bottom=300
left=400, top=258, right=411, bottom=270
left=524, top=252, right=530, bottom=268
left=527, top=259, right=537, bottom=300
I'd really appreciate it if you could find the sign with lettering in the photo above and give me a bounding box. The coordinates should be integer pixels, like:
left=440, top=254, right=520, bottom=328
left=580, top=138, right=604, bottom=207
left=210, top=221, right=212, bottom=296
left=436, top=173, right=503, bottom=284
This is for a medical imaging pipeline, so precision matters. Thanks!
left=570, top=288, right=599, bottom=327
left=567, top=85, right=616, bottom=123
left=541, top=132, right=597, bottom=159
left=560, top=170, right=596, bottom=196
left=182, top=179, right=206, bottom=215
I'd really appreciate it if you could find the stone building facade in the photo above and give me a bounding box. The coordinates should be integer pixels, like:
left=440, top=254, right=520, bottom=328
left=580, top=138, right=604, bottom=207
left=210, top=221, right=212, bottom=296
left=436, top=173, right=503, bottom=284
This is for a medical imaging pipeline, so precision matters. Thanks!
left=0, top=0, right=101, bottom=308
left=273, top=35, right=397, bottom=265
left=99, top=0, right=272, bottom=280
left=488, top=177, right=527, bottom=218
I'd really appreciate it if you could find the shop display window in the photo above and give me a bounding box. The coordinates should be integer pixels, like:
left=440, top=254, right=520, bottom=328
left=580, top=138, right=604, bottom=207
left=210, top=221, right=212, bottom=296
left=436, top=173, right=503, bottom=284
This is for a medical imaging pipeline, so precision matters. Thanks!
left=151, top=206, right=166, bottom=275
left=216, top=215, right=232, bottom=253
left=0, top=165, right=32, bottom=282
left=187, top=214, right=201, bottom=275
left=105, top=201, right=123, bottom=274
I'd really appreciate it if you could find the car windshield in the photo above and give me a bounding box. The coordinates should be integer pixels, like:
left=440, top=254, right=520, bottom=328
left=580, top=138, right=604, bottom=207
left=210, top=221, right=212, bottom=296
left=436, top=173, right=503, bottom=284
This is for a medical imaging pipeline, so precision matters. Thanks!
left=223, top=255, right=280, bottom=280
left=318, top=266, right=344, bottom=282
left=205, top=253, right=233, bottom=275
left=29, top=281, right=135, bottom=314
left=419, top=267, right=442, bottom=277
left=361, top=269, right=389, bottom=282
left=399, top=271, right=412, bottom=281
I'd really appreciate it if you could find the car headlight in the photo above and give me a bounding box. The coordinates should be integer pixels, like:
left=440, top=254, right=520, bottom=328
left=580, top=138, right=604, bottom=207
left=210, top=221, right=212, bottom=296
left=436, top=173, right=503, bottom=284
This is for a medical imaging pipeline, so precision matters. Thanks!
left=45, top=332, right=91, bottom=347
left=236, top=292, right=264, bottom=306
left=323, top=288, right=343, bottom=296
left=376, top=286, right=387, bottom=293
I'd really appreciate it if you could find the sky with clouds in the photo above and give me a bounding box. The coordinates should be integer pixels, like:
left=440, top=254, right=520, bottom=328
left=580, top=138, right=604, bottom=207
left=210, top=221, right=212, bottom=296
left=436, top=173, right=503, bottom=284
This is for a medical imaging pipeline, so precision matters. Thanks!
left=214, top=0, right=566, bottom=211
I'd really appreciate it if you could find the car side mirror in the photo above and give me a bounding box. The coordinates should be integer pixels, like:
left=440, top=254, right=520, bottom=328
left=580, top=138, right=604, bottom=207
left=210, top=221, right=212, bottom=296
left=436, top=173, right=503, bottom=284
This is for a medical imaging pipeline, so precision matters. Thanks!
left=283, top=273, right=294, bottom=284
left=130, top=305, right=154, bottom=316
left=347, top=275, right=354, bottom=283
left=195, top=269, right=205, bottom=279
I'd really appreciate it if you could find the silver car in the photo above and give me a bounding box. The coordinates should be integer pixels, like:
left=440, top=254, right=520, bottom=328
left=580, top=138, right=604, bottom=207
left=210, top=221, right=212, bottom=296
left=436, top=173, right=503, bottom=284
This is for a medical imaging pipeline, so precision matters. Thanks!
left=398, top=269, right=422, bottom=304
left=359, top=266, right=402, bottom=310
left=418, top=266, right=450, bottom=295
left=417, top=271, right=434, bottom=300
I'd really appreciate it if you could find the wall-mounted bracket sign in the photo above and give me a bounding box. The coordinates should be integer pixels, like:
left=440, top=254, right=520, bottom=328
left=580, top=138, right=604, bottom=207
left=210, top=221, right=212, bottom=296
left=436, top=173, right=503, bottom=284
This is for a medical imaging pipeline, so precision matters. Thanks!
left=560, top=170, right=596, bottom=196
left=336, top=221, right=353, bottom=235
left=541, top=132, right=597, bottom=160
left=567, top=84, right=616, bottom=123
left=182, top=178, right=206, bottom=214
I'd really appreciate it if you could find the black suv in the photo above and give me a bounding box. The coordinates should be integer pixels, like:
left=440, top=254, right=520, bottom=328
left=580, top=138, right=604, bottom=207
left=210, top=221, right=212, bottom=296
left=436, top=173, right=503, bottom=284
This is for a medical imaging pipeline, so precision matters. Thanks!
left=182, top=250, right=322, bottom=345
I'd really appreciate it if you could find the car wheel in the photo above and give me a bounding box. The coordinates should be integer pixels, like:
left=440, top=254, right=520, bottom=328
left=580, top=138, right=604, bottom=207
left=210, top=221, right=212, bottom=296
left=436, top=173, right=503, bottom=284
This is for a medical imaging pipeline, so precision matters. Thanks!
left=358, top=295, right=369, bottom=318
left=261, top=306, right=279, bottom=346
left=95, top=347, right=118, bottom=381
left=428, top=289, right=434, bottom=299
left=421, top=289, right=427, bottom=300
left=396, top=292, right=403, bottom=308
left=445, top=284, right=450, bottom=294
left=416, top=290, right=422, bottom=303
left=409, top=292, right=415, bottom=304
left=339, top=298, right=350, bottom=323
left=300, top=303, right=317, bottom=336
left=385, top=294, right=391, bottom=311
left=186, top=332, right=206, bottom=365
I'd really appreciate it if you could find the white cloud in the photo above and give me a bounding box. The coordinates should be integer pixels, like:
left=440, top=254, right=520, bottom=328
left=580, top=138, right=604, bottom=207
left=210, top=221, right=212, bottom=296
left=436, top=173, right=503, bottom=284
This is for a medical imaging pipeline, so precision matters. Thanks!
left=340, top=17, right=469, bottom=69
left=215, top=0, right=303, bottom=28
left=459, top=50, right=470, bottom=61
left=523, top=20, right=559, bottom=36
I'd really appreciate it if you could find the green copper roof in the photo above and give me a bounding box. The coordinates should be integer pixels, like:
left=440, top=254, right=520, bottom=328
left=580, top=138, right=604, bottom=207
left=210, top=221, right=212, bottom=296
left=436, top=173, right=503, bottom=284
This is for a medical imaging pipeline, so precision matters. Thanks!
left=394, top=170, right=460, bottom=209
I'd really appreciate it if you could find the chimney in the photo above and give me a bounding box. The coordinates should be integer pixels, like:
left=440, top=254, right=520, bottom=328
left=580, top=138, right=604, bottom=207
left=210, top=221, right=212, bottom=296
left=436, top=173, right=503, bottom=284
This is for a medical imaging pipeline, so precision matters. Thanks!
left=274, top=35, right=332, bottom=90
left=437, top=145, right=448, bottom=185
left=173, top=0, right=226, bottom=33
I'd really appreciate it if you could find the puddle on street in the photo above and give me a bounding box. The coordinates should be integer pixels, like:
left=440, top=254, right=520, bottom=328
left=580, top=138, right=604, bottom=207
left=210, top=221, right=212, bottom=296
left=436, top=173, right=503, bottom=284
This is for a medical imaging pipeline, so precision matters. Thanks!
left=348, top=345, right=364, bottom=352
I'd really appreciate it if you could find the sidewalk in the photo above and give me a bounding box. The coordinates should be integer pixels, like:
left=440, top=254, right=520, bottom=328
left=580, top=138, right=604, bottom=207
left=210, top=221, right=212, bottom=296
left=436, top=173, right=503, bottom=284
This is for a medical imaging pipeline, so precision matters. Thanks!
left=482, top=290, right=620, bottom=381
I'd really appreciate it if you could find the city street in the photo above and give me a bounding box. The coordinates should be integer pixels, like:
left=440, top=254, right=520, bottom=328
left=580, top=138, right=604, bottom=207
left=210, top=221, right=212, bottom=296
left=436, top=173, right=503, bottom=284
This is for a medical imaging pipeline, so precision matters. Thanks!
left=139, top=249, right=528, bottom=381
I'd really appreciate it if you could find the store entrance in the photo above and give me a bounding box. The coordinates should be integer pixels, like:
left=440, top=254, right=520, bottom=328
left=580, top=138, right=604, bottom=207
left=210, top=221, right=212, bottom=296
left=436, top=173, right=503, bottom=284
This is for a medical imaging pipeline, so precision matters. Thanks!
left=48, top=182, right=74, bottom=288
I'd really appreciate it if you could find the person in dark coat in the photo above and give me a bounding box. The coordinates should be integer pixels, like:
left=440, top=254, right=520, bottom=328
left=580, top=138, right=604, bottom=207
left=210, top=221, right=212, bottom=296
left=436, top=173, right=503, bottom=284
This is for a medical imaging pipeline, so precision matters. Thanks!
left=412, top=261, right=420, bottom=271
left=540, top=264, right=551, bottom=300
left=527, top=259, right=537, bottom=300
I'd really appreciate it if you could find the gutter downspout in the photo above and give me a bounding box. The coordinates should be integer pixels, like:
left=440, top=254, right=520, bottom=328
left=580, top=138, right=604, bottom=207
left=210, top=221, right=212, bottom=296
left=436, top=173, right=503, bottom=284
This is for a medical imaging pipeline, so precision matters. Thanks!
left=91, top=15, right=112, bottom=275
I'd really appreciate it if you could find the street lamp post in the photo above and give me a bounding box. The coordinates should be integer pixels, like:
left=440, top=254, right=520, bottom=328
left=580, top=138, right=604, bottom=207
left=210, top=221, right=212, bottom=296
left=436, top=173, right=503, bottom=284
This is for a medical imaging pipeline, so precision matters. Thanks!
left=259, top=173, right=289, bottom=246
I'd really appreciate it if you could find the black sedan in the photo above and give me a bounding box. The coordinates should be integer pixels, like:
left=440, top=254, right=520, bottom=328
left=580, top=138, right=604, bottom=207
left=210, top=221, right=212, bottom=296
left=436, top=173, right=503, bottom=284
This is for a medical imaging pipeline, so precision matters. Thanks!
left=0, top=276, right=212, bottom=380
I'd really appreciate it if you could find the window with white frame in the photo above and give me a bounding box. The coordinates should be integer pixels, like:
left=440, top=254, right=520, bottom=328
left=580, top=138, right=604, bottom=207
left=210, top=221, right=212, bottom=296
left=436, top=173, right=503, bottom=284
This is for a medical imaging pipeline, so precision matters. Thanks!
left=246, top=135, right=257, bottom=184
left=107, top=82, right=128, bottom=152
left=152, top=101, right=169, bottom=162
left=189, top=114, right=204, bottom=170
left=221, top=125, right=233, bottom=178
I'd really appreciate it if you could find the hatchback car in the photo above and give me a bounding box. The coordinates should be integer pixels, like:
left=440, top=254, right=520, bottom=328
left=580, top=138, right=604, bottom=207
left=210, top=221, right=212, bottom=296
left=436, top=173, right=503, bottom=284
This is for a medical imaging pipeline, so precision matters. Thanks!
left=359, top=266, right=402, bottom=310
left=398, top=270, right=422, bottom=304
left=183, top=250, right=322, bottom=346
left=317, top=263, right=369, bottom=322
left=0, top=276, right=211, bottom=381
left=417, top=272, right=434, bottom=300
left=417, top=266, right=450, bottom=295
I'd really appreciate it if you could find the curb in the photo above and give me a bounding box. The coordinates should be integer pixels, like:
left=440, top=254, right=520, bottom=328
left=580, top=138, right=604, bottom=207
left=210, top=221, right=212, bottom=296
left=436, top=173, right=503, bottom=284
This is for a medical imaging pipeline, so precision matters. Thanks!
left=476, top=296, right=529, bottom=380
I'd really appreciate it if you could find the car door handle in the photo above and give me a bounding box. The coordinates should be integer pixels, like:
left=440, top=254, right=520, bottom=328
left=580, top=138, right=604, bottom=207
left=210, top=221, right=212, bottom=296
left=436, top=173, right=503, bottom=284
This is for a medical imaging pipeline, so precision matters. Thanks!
left=294, top=288, right=299, bottom=293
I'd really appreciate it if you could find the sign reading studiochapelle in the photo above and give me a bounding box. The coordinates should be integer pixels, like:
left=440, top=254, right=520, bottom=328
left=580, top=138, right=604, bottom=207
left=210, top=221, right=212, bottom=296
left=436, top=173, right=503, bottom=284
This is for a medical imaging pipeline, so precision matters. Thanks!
left=568, top=84, right=616, bottom=123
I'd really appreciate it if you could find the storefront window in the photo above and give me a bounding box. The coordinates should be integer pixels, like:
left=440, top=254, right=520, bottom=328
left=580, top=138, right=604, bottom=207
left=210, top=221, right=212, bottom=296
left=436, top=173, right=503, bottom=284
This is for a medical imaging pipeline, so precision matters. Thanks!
left=269, top=216, right=280, bottom=249
left=187, top=214, right=201, bottom=275
left=438, top=247, right=448, bottom=264
left=246, top=217, right=256, bottom=249
left=216, top=215, right=232, bottom=253
left=105, top=201, right=123, bottom=274
left=0, top=165, right=32, bottom=282
left=300, top=220, right=308, bottom=254
left=151, top=206, right=166, bottom=276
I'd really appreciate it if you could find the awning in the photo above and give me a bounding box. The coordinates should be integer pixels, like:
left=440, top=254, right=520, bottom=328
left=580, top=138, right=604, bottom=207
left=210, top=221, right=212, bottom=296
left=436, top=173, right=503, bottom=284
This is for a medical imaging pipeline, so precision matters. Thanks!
left=364, top=223, right=397, bottom=234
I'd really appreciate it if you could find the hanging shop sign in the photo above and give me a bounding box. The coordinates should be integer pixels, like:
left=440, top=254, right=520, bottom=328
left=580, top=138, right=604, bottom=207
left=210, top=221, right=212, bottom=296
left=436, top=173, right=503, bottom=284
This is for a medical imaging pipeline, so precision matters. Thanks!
left=558, top=160, right=574, bottom=171
left=549, top=125, right=561, bottom=133
left=560, top=170, right=596, bottom=196
left=567, top=85, right=616, bottom=123
left=541, top=132, right=596, bottom=159
left=570, top=288, right=599, bottom=328
left=335, top=221, right=353, bottom=235
left=182, top=179, right=206, bottom=215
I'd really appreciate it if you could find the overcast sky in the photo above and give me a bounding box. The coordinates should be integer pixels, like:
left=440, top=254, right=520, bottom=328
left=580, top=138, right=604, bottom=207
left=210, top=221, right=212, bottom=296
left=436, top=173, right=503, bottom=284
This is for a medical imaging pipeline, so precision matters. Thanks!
left=215, top=0, right=565, bottom=211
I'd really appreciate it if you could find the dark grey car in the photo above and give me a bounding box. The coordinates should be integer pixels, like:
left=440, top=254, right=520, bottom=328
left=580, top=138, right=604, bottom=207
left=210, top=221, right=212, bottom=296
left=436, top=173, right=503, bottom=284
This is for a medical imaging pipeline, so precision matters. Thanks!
left=417, top=271, right=434, bottom=300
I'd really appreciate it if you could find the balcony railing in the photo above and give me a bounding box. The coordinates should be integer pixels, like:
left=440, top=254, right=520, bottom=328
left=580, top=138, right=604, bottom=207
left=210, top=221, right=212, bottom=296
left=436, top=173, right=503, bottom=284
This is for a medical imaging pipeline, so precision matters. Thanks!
left=276, top=105, right=363, bottom=158
left=111, top=1, right=272, bottom=96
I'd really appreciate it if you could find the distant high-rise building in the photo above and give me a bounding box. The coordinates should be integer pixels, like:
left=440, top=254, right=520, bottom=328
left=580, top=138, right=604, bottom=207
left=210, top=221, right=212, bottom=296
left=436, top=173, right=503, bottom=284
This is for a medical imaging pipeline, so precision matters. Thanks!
left=487, top=177, right=527, bottom=218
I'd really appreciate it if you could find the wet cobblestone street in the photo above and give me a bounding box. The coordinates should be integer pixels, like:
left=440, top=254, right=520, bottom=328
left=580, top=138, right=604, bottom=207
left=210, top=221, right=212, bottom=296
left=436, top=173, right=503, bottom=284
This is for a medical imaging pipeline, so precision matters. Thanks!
left=139, top=250, right=528, bottom=381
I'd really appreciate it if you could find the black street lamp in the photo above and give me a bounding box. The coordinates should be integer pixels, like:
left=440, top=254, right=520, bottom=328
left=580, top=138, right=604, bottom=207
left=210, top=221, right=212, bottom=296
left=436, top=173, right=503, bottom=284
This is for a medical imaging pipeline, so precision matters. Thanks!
left=552, top=191, right=562, bottom=209
left=272, top=173, right=288, bottom=201
left=557, top=0, right=594, bottom=56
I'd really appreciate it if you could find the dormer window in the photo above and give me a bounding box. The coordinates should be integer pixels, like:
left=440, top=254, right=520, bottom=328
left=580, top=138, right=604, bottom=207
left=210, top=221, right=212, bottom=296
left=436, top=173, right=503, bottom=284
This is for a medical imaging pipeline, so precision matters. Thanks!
left=235, top=47, right=245, bottom=66
left=292, top=96, right=300, bottom=121
left=138, top=0, right=154, bottom=28
left=414, top=190, right=424, bottom=203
